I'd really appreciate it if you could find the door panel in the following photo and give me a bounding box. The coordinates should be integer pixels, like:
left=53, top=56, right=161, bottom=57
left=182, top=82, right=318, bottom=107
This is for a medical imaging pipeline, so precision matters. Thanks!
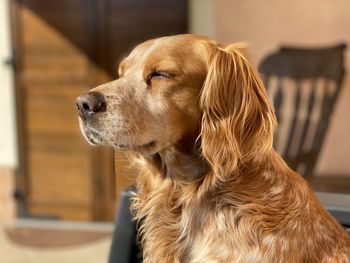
left=11, top=0, right=99, bottom=220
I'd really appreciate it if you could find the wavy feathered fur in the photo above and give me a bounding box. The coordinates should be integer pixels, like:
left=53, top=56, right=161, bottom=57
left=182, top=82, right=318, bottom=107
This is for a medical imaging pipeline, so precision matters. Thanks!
left=200, top=44, right=276, bottom=180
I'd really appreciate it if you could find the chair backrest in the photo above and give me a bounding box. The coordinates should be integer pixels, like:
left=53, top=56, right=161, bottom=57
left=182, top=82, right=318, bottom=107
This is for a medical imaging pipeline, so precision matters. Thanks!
left=108, top=186, right=143, bottom=263
left=258, top=44, right=346, bottom=177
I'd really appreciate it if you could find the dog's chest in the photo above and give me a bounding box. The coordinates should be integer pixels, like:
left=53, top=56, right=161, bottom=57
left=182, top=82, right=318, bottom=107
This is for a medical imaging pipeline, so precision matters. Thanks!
left=138, top=194, right=257, bottom=263
left=134, top=174, right=263, bottom=262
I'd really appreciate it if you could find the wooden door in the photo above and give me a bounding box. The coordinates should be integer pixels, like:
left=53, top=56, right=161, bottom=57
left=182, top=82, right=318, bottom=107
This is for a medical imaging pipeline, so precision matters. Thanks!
left=10, top=0, right=187, bottom=221
left=10, top=0, right=112, bottom=221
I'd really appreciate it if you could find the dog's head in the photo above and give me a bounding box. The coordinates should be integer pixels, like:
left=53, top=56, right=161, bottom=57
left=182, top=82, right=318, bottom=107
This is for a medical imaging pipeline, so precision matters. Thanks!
left=76, top=34, right=275, bottom=174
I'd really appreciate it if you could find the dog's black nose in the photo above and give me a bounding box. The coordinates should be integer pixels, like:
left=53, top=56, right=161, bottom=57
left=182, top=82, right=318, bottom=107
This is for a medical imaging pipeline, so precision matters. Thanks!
left=76, top=92, right=106, bottom=119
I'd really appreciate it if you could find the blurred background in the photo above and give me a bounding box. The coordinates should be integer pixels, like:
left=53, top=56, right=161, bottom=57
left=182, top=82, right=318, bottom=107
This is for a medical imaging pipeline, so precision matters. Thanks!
left=0, top=0, right=349, bottom=262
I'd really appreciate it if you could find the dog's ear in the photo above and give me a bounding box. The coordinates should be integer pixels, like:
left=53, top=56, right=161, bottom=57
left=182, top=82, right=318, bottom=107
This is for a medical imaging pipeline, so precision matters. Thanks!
left=200, top=43, right=276, bottom=179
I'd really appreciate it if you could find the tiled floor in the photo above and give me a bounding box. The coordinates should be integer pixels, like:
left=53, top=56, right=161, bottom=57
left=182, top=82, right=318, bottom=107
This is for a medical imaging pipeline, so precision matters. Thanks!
left=0, top=220, right=112, bottom=263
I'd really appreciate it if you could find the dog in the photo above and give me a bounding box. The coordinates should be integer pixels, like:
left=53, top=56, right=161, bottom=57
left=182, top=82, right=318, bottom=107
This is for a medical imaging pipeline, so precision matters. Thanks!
left=76, top=34, right=350, bottom=262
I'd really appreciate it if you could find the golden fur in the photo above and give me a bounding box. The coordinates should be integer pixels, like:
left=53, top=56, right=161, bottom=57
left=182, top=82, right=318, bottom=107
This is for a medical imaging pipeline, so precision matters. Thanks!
left=78, top=34, right=350, bottom=262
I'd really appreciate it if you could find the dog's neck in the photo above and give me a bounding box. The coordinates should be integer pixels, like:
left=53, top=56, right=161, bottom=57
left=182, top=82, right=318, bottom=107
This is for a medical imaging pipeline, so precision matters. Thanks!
left=138, top=143, right=209, bottom=182
left=133, top=140, right=277, bottom=192
left=160, top=146, right=209, bottom=181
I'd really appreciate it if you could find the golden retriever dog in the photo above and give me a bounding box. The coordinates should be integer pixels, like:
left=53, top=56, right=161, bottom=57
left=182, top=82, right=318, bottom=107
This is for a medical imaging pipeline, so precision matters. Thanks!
left=76, top=34, right=350, bottom=262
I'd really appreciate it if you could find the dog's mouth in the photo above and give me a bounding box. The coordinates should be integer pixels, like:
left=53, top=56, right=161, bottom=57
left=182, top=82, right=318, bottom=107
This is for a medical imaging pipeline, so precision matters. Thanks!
left=78, top=117, right=104, bottom=146
left=81, top=126, right=104, bottom=146
left=79, top=118, right=157, bottom=152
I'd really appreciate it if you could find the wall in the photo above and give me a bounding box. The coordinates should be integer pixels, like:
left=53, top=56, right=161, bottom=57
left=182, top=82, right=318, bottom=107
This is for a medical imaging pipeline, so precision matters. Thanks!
left=215, top=0, right=350, bottom=176
left=0, top=0, right=16, bottom=222
left=189, top=0, right=215, bottom=37
left=0, top=0, right=17, bottom=167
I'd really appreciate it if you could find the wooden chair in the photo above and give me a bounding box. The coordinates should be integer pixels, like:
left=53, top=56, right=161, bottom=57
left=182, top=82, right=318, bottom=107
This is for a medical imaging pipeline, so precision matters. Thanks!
left=258, top=43, right=347, bottom=177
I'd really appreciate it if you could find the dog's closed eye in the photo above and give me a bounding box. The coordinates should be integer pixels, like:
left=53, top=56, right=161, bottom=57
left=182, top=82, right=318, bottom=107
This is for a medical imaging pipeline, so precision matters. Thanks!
left=146, top=70, right=175, bottom=86
left=150, top=71, right=171, bottom=78
left=149, top=70, right=174, bottom=81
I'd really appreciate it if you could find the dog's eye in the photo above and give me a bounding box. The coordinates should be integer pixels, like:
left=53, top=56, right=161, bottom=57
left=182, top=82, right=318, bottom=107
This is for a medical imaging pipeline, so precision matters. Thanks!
left=147, top=70, right=175, bottom=86
left=149, top=71, right=173, bottom=80
left=151, top=71, right=164, bottom=78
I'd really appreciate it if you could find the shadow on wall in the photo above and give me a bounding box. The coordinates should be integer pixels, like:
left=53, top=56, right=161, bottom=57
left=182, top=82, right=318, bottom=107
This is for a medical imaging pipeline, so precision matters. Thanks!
left=19, top=1, right=187, bottom=78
